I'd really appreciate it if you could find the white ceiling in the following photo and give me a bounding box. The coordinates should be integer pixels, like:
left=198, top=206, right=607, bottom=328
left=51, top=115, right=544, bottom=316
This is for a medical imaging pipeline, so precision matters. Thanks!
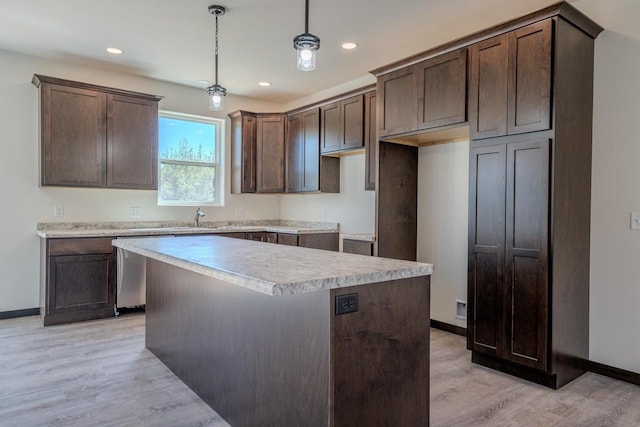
left=0, top=0, right=637, bottom=104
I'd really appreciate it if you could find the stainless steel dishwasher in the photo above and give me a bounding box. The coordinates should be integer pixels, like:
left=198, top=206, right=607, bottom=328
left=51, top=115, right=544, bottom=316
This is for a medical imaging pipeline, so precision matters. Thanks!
left=116, top=235, right=174, bottom=313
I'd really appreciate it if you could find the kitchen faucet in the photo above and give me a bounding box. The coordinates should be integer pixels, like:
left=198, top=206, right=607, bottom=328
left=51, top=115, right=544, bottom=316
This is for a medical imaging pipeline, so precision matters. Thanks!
left=194, top=207, right=205, bottom=227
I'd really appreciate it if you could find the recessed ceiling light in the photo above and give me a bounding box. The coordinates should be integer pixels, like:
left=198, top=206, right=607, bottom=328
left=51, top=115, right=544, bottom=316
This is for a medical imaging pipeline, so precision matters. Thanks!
left=106, top=47, right=123, bottom=55
left=258, top=81, right=272, bottom=87
left=196, top=80, right=211, bottom=86
left=341, top=42, right=358, bottom=50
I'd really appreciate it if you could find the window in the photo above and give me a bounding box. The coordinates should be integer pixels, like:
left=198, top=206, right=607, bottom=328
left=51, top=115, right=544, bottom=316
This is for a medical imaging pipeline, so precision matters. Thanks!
left=158, top=111, right=224, bottom=206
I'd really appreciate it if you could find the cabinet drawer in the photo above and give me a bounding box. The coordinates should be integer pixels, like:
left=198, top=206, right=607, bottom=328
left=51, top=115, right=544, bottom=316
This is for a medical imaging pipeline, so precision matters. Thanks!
left=343, top=239, right=374, bottom=256
left=49, top=237, right=114, bottom=256
left=277, top=234, right=299, bottom=246
left=247, top=232, right=266, bottom=242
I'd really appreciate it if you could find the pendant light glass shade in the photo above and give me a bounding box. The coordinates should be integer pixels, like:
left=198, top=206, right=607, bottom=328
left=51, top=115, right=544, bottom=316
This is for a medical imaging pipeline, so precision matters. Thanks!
left=207, top=84, right=226, bottom=111
left=294, top=34, right=319, bottom=71
left=207, top=5, right=227, bottom=110
left=293, top=0, right=319, bottom=71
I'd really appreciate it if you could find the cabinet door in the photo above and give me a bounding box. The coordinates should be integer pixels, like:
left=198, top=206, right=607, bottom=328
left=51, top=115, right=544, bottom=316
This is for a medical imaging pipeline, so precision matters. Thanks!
left=107, top=94, right=158, bottom=189
left=320, top=102, right=341, bottom=153
left=41, top=83, right=106, bottom=187
left=230, top=112, right=257, bottom=193
left=47, top=253, right=115, bottom=315
left=504, top=139, right=549, bottom=370
left=256, top=115, right=285, bottom=193
left=378, top=66, right=418, bottom=137
left=286, top=113, right=304, bottom=193
left=507, top=20, right=552, bottom=135
left=301, top=109, right=321, bottom=192
left=341, top=95, right=364, bottom=150
left=417, top=48, right=467, bottom=130
left=469, top=34, right=509, bottom=140
left=364, top=91, right=377, bottom=191
left=468, top=144, right=506, bottom=356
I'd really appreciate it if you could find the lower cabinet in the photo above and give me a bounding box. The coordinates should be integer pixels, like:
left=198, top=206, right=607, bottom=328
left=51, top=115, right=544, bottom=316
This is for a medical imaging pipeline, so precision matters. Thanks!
left=468, top=137, right=575, bottom=387
left=41, top=238, right=115, bottom=326
left=246, top=232, right=267, bottom=242
left=343, top=239, right=374, bottom=256
left=278, top=233, right=338, bottom=251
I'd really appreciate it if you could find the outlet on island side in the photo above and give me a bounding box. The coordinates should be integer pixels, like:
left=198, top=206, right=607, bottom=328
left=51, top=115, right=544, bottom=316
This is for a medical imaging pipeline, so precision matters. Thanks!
left=335, top=293, right=358, bottom=315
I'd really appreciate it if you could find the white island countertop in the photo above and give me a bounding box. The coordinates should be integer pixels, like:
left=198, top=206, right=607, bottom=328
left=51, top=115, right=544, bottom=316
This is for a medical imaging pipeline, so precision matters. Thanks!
left=112, top=235, right=432, bottom=296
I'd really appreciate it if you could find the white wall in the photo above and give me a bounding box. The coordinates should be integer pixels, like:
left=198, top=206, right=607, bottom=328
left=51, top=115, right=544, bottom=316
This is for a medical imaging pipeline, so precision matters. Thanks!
left=279, top=154, right=376, bottom=234
left=417, top=142, right=469, bottom=328
left=589, top=30, right=640, bottom=373
left=0, top=49, right=283, bottom=312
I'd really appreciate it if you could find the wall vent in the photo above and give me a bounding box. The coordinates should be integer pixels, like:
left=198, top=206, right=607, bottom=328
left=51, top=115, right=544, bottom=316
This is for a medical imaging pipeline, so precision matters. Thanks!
left=455, top=299, right=467, bottom=320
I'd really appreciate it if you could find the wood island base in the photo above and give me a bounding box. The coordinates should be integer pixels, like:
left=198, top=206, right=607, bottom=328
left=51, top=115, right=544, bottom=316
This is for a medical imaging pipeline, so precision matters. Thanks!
left=145, top=259, right=430, bottom=427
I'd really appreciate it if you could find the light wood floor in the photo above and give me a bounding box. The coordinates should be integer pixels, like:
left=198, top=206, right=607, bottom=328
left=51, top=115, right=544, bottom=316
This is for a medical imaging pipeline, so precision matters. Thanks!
left=1, top=314, right=639, bottom=426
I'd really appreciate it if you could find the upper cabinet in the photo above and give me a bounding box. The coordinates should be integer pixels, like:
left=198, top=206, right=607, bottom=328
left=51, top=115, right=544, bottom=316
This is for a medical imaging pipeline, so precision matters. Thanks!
left=321, top=95, right=365, bottom=154
left=229, top=111, right=257, bottom=193
left=32, top=75, right=162, bottom=189
left=417, top=49, right=467, bottom=130
left=286, top=109, right=339, bottom=193
left=469, top=20, right=552, bottom=140
left=364, top=91, right=377, bottom=191
left=378, top=48, right=467, bottom=139
left=229, top=111, right=286, bottom=194
left=106, top=95, right=158, bottom=189
left=256, top=114, right=286, bottom=193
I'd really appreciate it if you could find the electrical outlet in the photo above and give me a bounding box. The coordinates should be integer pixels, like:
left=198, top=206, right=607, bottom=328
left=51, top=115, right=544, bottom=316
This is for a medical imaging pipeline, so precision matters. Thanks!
left=129, top=207, right=141, bottom=218
left=631, top=212, right=640, bottom=230
left=235, top=208, right=245, bottom=218
left=335, top=293, right=358, bottom=315
left=54, top=206, right=64, bottom=218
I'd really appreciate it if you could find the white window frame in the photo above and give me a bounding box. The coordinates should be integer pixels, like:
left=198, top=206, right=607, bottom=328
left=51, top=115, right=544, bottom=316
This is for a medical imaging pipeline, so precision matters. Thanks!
left=157, top=110, right=225, bottom=207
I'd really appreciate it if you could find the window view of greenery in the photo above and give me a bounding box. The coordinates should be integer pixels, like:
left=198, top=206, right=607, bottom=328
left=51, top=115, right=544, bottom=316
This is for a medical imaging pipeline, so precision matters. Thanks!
left=158, top=115, right=219, bottom=205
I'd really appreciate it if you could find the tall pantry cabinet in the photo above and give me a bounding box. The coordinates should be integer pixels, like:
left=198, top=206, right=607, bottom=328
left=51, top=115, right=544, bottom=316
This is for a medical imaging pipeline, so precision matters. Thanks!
left=467, top=11, right=601, bottom=388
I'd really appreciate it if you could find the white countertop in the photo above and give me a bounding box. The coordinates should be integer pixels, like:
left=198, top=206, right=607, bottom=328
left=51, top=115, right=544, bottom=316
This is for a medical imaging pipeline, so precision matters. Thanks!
left=112, top=235, right=432, bottom=296
left=37, top=221, right=339, bottom=238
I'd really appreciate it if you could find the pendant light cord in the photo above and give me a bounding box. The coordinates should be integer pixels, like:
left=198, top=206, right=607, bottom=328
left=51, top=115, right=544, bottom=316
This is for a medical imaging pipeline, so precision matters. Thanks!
left=305, top=0, right=309, bottom=33
left=214, top=14, right=219, bottom=86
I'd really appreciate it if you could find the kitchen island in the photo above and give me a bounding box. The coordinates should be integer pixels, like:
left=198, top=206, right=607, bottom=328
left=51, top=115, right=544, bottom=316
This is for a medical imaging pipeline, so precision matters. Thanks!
left=112, top=235, right=433, bottom=427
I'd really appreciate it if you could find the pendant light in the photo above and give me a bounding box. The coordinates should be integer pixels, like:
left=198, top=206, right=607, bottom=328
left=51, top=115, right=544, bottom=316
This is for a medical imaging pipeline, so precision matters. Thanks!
left=207, top=5, right=227, bottom=111
left=293, top=0, right=320, bottom=71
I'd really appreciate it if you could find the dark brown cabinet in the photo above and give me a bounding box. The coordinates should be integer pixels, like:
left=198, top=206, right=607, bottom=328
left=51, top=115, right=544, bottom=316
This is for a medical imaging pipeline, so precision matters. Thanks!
left=468, top=139, right=549, bottom=371
left=417, top=48, right=467, bottom=130
left=33, top=75, right=161, bottom=189
left=286, top=109, right=339, bottom=193
left=107, top=94, right=158, bottom=189
left=343, top=239, right=374, bottom=256
left=373, top=4, right=601, bottom=388
left=229, top=111, right=257, bottom=193
left=276, top=233, right=338, bottom=251
left=41, top=237, right=115, bottom=326
left=378, top=48, right=467, bottom=138
left=469, top=20, right=552, bottom=140
left=364, top=91, right=377, bottom=191
left=256, top=114, right=286, bottom=193
left=320, top=95, right=364, bottom=154
left=246, top=232, right=267, bottom=242
left=378, top=66, right=417, bottom=137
